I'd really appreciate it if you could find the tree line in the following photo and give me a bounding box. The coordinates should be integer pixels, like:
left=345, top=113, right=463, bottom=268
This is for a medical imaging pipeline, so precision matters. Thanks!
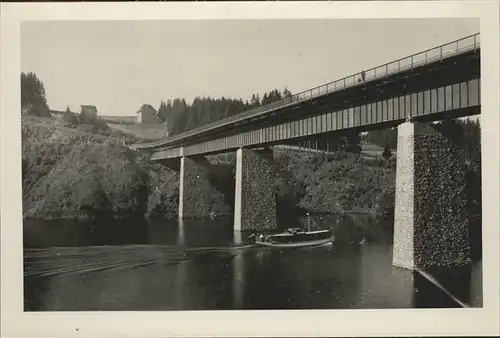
left=156, top=88, right=293, bottom=136
left=21, top=72, right=50, bottom=117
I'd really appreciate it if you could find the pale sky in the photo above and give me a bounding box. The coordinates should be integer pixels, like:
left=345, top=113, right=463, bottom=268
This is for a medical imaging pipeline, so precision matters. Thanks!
left=21, top=18, right=479, bottom=117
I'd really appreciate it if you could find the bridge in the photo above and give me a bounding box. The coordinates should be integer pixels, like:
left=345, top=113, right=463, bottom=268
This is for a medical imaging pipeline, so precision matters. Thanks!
left=133, top=33, right=481, bottom=271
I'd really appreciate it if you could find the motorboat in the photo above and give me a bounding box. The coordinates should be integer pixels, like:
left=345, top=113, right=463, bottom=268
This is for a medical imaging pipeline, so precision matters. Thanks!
left=254, top=227, right=334, bottom=248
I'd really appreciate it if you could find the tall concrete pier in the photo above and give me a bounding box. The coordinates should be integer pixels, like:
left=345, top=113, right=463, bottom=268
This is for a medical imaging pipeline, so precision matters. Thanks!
left=393, top=121, right=471, bottom=270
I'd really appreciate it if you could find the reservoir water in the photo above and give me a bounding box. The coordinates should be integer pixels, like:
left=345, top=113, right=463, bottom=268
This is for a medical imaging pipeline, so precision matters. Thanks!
left=23, top=215, right=482, bottom=311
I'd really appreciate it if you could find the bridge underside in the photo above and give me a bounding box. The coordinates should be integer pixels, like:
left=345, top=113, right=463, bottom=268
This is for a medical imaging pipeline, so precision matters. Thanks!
left=161, top=119, right=473, bottom=271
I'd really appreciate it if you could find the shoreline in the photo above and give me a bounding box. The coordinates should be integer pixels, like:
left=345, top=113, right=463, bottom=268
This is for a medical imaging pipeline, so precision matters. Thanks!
left=23, top=209, right=382, bottom=222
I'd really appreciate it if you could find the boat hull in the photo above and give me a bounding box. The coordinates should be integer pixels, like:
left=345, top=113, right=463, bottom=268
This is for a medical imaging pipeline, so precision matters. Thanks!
left=255, top=236, right=334, bottom=248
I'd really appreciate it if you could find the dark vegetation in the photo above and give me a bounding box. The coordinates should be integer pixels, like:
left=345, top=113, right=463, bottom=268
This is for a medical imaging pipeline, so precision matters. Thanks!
left=274, top=150, right=397, bottom=220
left=364, top=127, right=398, bottom=149
left=21, top=72, right=481, bottom=237
left=157, top=88, right=292, bottom=136
left=21, top=72, right=51, bottom=117
left=382, top=144, right=393, bottom=160
left=22, top=124, right=149, bottom=220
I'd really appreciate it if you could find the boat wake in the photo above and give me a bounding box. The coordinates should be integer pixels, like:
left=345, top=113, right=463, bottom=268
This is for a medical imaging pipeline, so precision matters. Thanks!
left=24, top=244, right=257, bottom=278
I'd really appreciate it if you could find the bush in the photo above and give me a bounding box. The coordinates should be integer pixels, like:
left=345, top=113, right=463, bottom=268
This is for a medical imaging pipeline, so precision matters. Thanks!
left=145, top=163, right=180, bottom=219
left=63, top=111, right=110, bottom=135
left=382, top=143, right=392, bottom=160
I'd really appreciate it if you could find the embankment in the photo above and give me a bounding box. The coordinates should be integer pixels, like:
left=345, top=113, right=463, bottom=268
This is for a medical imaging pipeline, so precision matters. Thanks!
left=22, top=116, right=398, bottom=222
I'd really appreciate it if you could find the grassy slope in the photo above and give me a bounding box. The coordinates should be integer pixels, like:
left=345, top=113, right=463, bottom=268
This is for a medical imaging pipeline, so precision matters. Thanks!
left=107, top=123, right=167, bottom=142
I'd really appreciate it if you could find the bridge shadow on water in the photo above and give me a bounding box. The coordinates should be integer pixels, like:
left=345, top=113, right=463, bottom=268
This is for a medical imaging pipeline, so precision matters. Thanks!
left=23, top=214, right=482, bottom=311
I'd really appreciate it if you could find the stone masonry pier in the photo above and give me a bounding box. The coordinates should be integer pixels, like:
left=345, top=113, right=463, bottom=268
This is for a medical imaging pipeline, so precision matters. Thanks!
left=393, top=121, right=471, bottom=270
left=179, top=156, right=233, bottom=219
left=234, top=148, right=277, bottom=231
left=175, top=148, right=277, bottom=231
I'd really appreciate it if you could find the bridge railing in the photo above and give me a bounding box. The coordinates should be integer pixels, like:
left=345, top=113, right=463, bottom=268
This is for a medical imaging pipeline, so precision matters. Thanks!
left=135, top=33, right=480, bottom=150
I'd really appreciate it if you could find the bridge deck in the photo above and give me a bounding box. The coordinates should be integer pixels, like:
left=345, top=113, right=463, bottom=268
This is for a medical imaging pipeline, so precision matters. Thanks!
left=132, top=33, right=480, bottom=152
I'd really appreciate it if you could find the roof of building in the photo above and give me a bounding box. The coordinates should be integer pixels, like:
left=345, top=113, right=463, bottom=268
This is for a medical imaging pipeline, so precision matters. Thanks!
left=136, top=105, right=160, bottom=122
left=81, top=105, right=97, bottom=111
left=136, top=104, right=157, bottom=114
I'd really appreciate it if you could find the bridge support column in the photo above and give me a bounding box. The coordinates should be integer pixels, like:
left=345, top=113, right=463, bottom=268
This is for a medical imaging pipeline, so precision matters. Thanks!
left=393, top=121, right=471, bottom=270
left=179, top=156, right=232, bottom=219
left=234, top=148, right=277, bottom=231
